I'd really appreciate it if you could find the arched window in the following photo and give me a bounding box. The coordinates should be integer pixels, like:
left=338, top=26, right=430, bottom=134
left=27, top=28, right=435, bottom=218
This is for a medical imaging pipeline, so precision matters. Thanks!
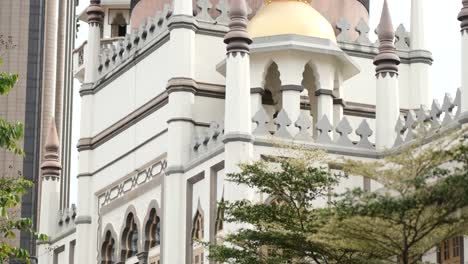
left=121, top=213, right=139, bottom=260
left=144, top=208, right=161, bottom=250
left=101, top=231, right=116, bottom=264
left=111, top=13, right=127, bottom=37
left=192, top=210, right=204, bottom=242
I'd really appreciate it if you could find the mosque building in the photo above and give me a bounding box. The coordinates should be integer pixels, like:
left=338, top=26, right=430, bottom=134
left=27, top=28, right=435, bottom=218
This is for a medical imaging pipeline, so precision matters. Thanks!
left=37, top=0, right=468, bottom=263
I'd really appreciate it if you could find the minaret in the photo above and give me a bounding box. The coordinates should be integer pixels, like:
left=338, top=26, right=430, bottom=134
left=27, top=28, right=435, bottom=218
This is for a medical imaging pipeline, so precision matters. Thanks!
left=223, top=0, right=253, bottom=174
left=37, top=120, right=62, bottom=264
left=409, top=0, right=432, bottom=109
left=459, top=0, right=468, bottom=112
left=76, top=1, right=104, bottom=264
left=162, top=0, right=196, bottom=261
left=374, top=0, right=400, bottom=150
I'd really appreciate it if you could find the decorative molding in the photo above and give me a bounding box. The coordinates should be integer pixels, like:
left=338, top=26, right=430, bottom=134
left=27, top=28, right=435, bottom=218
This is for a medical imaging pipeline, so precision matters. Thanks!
left=280, top=85, right=304, bottom=92
left=75, top=215, right=92, bottom=225
left=314, top=89, right=335, bottom=98
left=166, top=77, right=198, bottom=94
left=96, top=157, right=166, bottom=209
left=222, top=133, right=254, bottom=143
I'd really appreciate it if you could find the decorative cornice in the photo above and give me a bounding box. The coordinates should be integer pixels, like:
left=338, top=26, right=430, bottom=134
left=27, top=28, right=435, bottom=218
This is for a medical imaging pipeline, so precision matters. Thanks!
left=223, top=133, right=254, bottom=144
left=168, top=15, right=199, bottom=32
left=166, top=77, right=198, bottom=94
left=314, top=89, right=335, bottom=98
left=224, top=0, right=252, bottom=53
left=333, top=98, right=346, bottom=108
left=77, top=93, right=168, bottom=151
left=251, top=87, right=265, bottom=95
left=459, top=0, right=468, bottom=32
left=280, top=85, right=304, bottom=92
left=75, top=215, right=92, bottom=225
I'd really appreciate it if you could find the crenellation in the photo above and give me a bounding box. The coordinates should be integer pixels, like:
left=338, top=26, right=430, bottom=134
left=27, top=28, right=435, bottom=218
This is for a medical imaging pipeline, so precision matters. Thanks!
left=395, top=24, right=410, bottom=50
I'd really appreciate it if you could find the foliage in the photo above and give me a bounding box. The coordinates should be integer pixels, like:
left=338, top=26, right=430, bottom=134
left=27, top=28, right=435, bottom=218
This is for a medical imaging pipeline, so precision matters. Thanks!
left=0, top=40, right=47, bottom=262
left=208, top=150, right=380, bottom=264
left=319, top=131, right=468, bottom=264
left=0, top=177, right=48, bottom=263
left=209, top=131, right=468, bottom=264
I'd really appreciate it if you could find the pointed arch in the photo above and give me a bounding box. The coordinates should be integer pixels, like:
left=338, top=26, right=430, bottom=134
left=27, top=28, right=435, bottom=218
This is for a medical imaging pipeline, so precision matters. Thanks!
left=143, top=200, right=161, bottom=251
left=119, top=205, right=142, bottom=261
left=100, top=224, right=118, bottom=264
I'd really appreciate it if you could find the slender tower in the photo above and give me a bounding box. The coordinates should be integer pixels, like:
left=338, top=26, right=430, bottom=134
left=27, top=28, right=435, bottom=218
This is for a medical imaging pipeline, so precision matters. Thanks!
left=75, top=1, right=104, bottom=263
left=37, top=120, right=62, bottom=264
left=374, top=0, right=400, bottom=150
left=459, top=0, right=468, bottom=112
left=162, top=0, right=196, bottom=261
left=409, top=0, right=432, bottom=108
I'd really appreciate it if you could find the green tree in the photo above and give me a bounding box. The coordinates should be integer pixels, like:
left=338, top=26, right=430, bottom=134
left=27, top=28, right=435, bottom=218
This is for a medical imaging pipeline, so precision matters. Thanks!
left=320, top=132, right=468, bottom=264
left=0, top=37, right=47, bottom=263
left=208, top=150, right=382, bottom=264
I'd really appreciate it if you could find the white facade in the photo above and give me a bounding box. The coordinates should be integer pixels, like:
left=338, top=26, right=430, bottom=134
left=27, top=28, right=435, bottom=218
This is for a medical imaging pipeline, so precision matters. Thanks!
left=37, top=1, right=468, bottom=264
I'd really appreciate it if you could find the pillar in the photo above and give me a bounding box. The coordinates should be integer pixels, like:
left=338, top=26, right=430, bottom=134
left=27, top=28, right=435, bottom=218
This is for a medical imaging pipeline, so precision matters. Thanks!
left=409, top=0, right=432, bottom=109
left=162, top=0, right=196, bottom=262
left=374, top=0, right=400, bottom=150
left=315, top=62, right=335, bottom=125
left=223, top=0, right=254, bottom=218
left=76, top=1, right=104, bottom=264
left=459, top=0, right=468, bottom=112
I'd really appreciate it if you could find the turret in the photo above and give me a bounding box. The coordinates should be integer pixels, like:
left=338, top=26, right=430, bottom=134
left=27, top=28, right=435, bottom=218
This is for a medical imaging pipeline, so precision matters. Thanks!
left=408, top=0, right=433, bottom=109
left=161, top=0, right=196, bottom=261
left=459, top=0, right=468, bottom=112
left=75, top=2, right=105, bottom=264
left=374, top=0, right=400, bottom=150
left=37, top=119, right=62, bottom=264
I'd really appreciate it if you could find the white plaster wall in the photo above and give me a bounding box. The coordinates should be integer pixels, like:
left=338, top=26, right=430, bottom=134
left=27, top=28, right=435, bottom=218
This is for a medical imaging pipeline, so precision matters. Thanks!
left=193, top=97, right=225, bottom=124
left=195, top=34, right=226, bottom=84
left=92, top=42, right=172, bottom=136
left=342, top=56, right=411, bottom=109
left=89, top=107, right=168, bottom=190
left=46, top=235, right=77, bottom=264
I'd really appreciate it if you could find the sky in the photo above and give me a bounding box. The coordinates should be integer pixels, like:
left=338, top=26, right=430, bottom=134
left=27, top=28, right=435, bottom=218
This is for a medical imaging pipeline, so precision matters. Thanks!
left=69, top=1, right=464, bottom=204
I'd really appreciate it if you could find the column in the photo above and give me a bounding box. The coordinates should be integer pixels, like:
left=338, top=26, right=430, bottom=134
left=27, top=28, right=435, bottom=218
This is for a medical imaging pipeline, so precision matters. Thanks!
left=374, top=0, right=401, bottom=150
left=459, top=0, right=468, bottom=112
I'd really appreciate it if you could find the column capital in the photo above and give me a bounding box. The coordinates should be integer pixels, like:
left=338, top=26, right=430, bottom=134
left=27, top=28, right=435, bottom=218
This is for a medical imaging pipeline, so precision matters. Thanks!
left=224, top=0, right=252, bottom=54
left=87, top=0, right=104, bottom=25
left=459, top=0, right=468, bottom=33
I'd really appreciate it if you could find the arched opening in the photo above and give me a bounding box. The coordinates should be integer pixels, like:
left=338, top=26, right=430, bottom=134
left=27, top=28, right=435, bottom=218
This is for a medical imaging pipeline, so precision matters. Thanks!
left=101, top=231, right=116, bottom=264
left=111, top=13, right=128, bottom=38
left=302, top=63, right=320, bottom=133
left=263, top=62, right=282, bottom=115
left=121, top=213, right=139, bottom=261
left=144, top=208, right=161, bottom=251
left=191, top=209, right=204, bottom=264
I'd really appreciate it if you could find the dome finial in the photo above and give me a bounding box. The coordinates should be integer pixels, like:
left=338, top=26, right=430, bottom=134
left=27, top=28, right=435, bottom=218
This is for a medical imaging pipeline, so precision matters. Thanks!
left=374, top=0, right=400, bottom=75
left=459, top=0, right=468, bottom=32
left=224, top=0, right=252, bottom=53
left=41, top=119, right=61, bottom=178
left=87, top=0, right=104, bottom=24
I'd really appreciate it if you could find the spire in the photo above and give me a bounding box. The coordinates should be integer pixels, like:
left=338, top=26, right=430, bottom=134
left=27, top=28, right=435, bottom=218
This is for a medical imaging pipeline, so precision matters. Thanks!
left=224, top=0, right=252, bottom=53
left=41, top=119, right=61, bottom=178
left=459, top=0, right=468, bottom=33
left=87, top=0, right=104, bottom=24
left=374, top=0, right=400, bottom=76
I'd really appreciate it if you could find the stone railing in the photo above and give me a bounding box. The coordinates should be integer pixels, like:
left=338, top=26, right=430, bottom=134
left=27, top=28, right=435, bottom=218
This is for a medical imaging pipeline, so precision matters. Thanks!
left=97, top=4, right=173, bottom=79
left=252, top=108, right=375, bottom=150
left=191, top=121, right=225, bottom=158
left=394, top=89, right=462, bottom=147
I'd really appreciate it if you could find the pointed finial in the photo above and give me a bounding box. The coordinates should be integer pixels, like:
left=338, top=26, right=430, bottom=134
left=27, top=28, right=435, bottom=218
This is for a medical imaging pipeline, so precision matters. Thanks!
left=374, top=0, right=400, bottom=76
left=41, top=119, right=61, bottom=178
left=87, top=0, right=104, bottom=24
left=459, top=0, right=468, bottom=33
left=224, top=0, right=252, bottom=53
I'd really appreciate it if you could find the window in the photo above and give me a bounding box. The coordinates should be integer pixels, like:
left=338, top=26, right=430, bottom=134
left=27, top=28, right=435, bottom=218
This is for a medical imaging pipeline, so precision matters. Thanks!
left=145, top=208, right=161, bottom=250
left=110, top=13, right=127, bottom=37
left=192, top=209, right=204, bottom=264
left=101, top=231, right=116, bottom=264
left=439, top=237, right=463, bottom=264
left=121, top=213, right=139, bottom=261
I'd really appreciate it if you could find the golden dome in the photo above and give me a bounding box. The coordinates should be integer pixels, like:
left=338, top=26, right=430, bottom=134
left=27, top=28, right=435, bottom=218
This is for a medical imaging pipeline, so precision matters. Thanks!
left=247, top=0, right=337, bottom=43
